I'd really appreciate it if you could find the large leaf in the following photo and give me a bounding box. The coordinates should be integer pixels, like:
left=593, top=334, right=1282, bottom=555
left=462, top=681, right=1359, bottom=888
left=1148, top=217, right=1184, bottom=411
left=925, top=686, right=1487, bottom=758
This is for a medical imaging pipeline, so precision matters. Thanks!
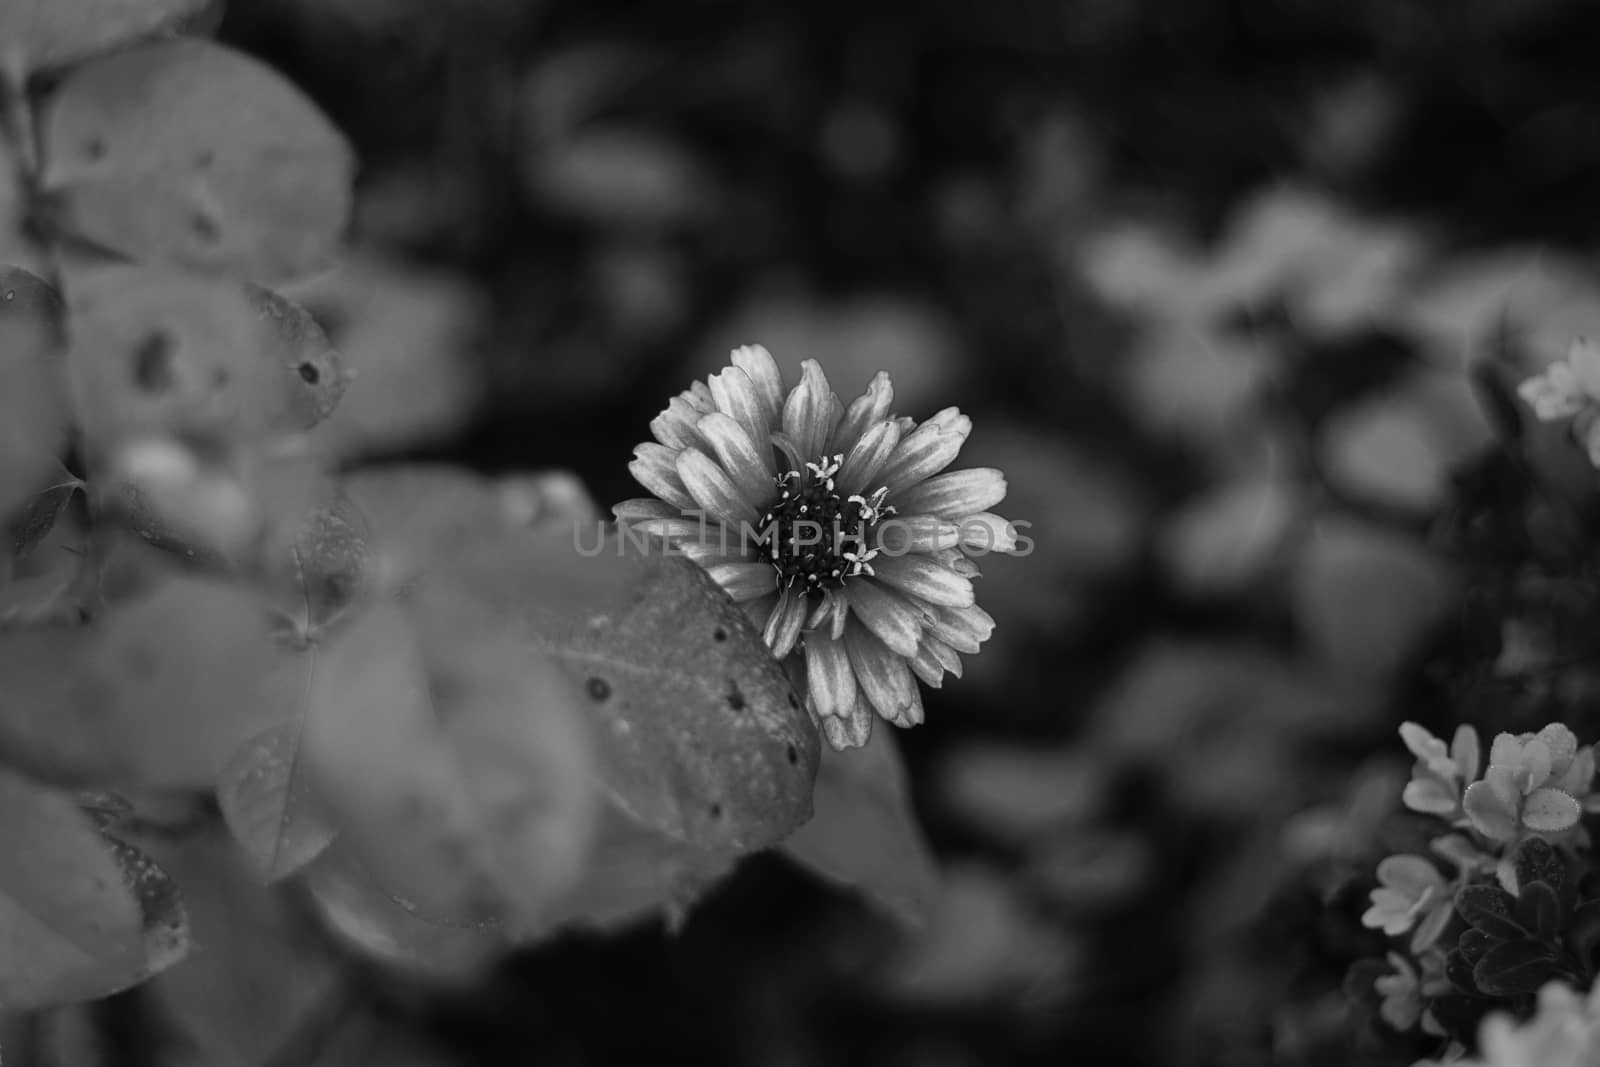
left=416, top=525, right=819, bottom=853
left=65, top=265, right=346, bottom=453
left=41, top=39, right=353, bottom=281
left=780, top=724, right=939, bottom=926
left=0, top=768, right=188, bottom=1010
left=304, top=599, right=600, bottom=929
left=0, top=0, right=206, bottom=76
left=1471, top=938, right=1562, bottom=997
left=0, top=267, right=69, bottom=518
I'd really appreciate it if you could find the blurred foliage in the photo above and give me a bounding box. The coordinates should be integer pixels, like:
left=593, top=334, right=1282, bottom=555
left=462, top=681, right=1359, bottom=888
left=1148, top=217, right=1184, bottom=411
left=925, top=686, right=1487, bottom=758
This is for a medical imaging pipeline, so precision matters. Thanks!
left=12, top=0, right=1600, bottom=1064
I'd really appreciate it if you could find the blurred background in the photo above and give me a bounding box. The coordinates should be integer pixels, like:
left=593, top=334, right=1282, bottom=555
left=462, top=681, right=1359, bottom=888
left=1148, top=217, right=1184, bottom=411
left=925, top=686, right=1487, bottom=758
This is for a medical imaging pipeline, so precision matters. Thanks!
left=153, top=0, right=1600, bottom=1063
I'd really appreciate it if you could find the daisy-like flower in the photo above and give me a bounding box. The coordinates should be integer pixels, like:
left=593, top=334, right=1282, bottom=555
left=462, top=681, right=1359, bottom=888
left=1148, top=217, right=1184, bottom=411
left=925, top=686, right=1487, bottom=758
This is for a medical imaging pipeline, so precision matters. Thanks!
left=1518, top=336, right=1600, bottom=466
left=614, top=345, right=1019, bottom=749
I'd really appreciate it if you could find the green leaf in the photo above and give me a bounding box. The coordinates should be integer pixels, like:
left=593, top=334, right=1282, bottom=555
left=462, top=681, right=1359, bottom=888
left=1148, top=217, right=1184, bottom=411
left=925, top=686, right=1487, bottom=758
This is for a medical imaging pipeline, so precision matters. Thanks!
left=0, top=267, right=69, bottom=518
left=1471, top=938, right=1562, bottom=997
left=415, top=525, right=819, bottom=853
left=0, top=624, right=119, bottom=784
left=9, top=467, right=81, bottom=558
left=1514, top=837, right=1570, bottom=903
left=303, top=600, right=601, bottom=929
left=0, top=0, right=207, bottom=76
left=1522, top=787, right=1581, bottom=833
left=88, top=577, right=306, bottom=788
left=1514, top=881, right=1562, bottom=943
left=65, top=265, right=346, bottom=452
left=779, top=724, right=939, bottom=927
left=215, top=721, right=337, bottom=883
left=133, top=822, right=344, bottom=1066
left=1454, top=884, right=1524, bottom=940
left=40, top=39, right=353, bottom=281
left=0, top=768, right=188, bottom=1010
left=303, top=841, right=506, bottom=981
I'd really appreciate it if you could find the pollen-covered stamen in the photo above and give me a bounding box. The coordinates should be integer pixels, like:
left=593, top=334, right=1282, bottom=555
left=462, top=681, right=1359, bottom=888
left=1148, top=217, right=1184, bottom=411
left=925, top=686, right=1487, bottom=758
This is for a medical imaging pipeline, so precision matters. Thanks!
left=758, top=455, right=894, bottom=595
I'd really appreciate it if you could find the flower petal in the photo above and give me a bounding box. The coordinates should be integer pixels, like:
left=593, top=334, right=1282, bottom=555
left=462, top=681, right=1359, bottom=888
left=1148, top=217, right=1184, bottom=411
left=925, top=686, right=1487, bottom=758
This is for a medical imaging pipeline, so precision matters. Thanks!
left=921, top=602, right=994, bottom=655
left=1522, top=788, right=1580, bottom=833
left=613, top=498, right=681, bottom=523
left=708, top=366, right=771, bottom=452
left=1556, top=746, right=1595, bottom=797
left=698, top=412, right=776, bottom=507
left=844, top=580, right=923, bottom=658
left=1571, top=336, right=1600, bottom=398
left=630, top=443, right=696, bottom=510
left=871, top=554, right=976, bottom=609
left=1411, top=902, right=1453, bottom=953
left=706, top=561, right=777, bottom=602
left=1401, top=777, right=1457, bottom=816
left=782, top=360, right=835, bottom=461
left=730, top=344, right=785, bottom=423
left=1376, top=854, right=1445, bottom=897
left=650, top=394, right=707, bottom=450
left=1536, top=723, right=1578, bottom=775
left=836, top=419, right=901, bottom=496
left=875, top=408, right=972, bottom=494
left=805, top=633, right=857, bottom=722
left=1399, top=722, right=1447, bottom=763
left=676, top=448, right=760, bottom=527
left=956, top=512, right=1021, bottom=554
left=1451, top=724, right=1481, bottom=784
left=830, top=371, right=894, bottom=455
left=763, top=586, right=808, bottom=659
left=821, top=698, right=873, bottom=749
left=804, top=590, right=849, bottom=641
left=1488, top=732, right=1521, bottom=771
left=1462, top=779, right=1520, bottom=842
left=891, top=467, right=1007, bottom=519
left=845, top=628, right=918, bottom=726
left=1518, top=364, right=1585, bottom=420
left=678, top=538, right=756, bottom=565
left=875, top=514, right=960, bottom=555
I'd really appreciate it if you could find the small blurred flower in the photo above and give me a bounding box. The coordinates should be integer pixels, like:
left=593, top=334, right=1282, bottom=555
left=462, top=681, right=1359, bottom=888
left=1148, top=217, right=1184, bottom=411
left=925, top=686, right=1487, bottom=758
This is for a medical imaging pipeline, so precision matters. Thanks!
left=1518, top=337, right=1600, bottom=466
left=1373, top=950, right=1451, bottom=1032
left=1363, top=854, right=1455, bottom=952
left=616, top=345, right=1021, bottom=749
left=1462, top=725, right=1597, bottom=842
left=1474, top=981, right=1600, bottom=1067
left=1400, top=721, right=1480, bottom=818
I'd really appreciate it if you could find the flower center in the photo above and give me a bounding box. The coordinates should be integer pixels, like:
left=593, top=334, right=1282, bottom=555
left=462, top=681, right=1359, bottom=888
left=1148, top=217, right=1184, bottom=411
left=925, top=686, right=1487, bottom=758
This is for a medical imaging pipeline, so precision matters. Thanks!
left=757, top=455, right=893, bottom=596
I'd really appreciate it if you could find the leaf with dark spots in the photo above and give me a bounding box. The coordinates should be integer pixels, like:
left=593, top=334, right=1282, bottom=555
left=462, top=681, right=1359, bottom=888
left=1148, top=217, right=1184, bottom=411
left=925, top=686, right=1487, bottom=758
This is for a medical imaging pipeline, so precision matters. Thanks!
left=0, top=767, right=189, bottom=1010
left=780, top=725, right=939, bottom=927
left=1515, top=881, right=1563, bottom=943
left=384, top=516, right=818, bottom=855
left=1456, top=883, right=1525, bottom=940
left=41, top=39, right=353, bottom=280
left=1471, top=939, right=1563, bottom=997
left=65, top=266, right=348, bottom=452
left=304, top=600, right=600, bottom=929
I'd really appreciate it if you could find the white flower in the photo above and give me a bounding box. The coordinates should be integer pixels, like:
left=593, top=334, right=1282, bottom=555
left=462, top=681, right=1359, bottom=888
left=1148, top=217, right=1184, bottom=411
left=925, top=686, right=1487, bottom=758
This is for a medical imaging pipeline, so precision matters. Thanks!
left=615, top=345, right=1020, bottom=749
left=1518, top=337, right=1600, bottom=465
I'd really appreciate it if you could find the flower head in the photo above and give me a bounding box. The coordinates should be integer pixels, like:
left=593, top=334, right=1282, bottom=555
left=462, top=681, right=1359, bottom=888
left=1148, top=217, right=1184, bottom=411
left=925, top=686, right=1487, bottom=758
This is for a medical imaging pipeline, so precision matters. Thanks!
left=616, top=345, right=1020, bottom=749
left=1518, top=337, right=1600, bottom=465
left=1462, top=725, right=1596, bottom=842
left=1362, top=854, right=1454, bottom=952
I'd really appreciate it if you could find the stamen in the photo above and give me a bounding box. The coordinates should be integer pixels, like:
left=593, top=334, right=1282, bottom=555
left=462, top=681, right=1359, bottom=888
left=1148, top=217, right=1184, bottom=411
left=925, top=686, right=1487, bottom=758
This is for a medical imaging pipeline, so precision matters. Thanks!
left=757, top=458, right=892, bottom=597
